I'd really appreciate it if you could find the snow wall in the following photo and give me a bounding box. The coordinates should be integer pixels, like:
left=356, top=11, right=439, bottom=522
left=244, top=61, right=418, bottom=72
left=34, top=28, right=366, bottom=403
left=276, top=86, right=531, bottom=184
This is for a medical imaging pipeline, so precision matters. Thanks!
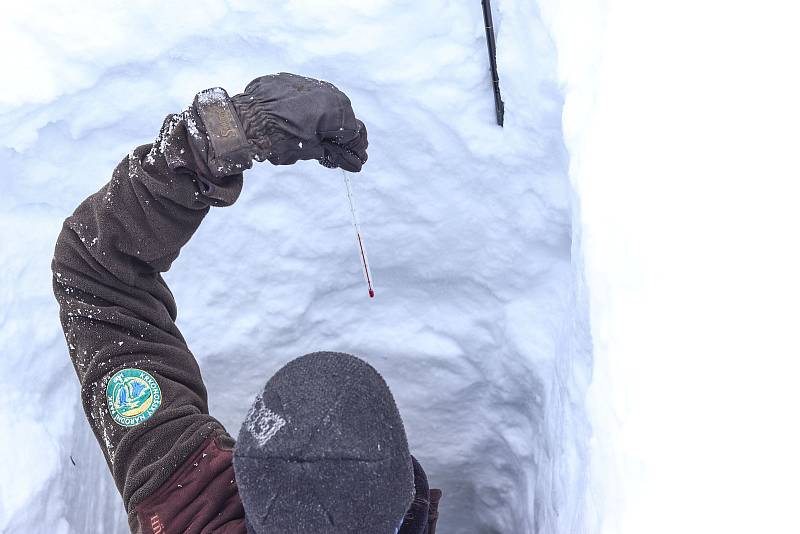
left=541, top=1, right=800, bottom=533
left=0, top=1, right=593, bottom=533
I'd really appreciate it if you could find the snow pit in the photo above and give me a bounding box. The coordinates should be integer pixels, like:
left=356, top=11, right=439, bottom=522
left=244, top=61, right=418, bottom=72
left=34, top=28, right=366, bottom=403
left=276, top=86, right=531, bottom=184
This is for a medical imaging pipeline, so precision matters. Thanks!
left=0, top=2, right=591, bottom=532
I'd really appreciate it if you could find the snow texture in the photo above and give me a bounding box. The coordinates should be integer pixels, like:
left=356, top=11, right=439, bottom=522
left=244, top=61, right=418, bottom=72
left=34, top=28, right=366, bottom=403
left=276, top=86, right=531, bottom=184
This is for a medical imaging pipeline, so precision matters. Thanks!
left=0, top=1, right=590, bottom=533
left=541, top=1, right=800, bottom=533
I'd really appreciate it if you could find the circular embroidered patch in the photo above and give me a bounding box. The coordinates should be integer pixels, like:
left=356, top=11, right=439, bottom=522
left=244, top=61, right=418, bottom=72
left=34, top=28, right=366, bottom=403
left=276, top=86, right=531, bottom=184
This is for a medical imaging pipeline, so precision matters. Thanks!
left=106, top=368, right=162, bottom=427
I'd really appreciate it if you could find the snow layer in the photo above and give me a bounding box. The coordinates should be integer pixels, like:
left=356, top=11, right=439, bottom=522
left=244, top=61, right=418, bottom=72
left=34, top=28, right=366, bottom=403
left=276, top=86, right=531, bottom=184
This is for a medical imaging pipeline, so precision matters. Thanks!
left=542, top=1, right=800, bottom=533
left=0, top=1, right=590, bottom=533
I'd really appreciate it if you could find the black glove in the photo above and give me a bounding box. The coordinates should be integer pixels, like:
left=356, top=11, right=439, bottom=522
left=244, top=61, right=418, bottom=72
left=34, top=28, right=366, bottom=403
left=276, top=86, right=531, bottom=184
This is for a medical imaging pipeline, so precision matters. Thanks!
left=230, top=73, right=368, bottom=172
left=187, top=73, right=368, bottom=179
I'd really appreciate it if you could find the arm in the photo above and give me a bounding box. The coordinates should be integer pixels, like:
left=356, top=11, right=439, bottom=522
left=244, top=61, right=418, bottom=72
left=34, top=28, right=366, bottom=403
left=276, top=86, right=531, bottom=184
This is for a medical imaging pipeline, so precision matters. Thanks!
left=52, top=90, right=248, bottom=515
left=51, top=75, right=368, bottom=519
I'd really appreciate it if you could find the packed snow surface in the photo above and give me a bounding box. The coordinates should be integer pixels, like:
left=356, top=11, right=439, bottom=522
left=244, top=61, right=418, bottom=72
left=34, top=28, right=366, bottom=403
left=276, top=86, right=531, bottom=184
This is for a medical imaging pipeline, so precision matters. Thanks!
left=0, top=1, right=590, bottom=533
left=542, top=1, right=800, bottom=533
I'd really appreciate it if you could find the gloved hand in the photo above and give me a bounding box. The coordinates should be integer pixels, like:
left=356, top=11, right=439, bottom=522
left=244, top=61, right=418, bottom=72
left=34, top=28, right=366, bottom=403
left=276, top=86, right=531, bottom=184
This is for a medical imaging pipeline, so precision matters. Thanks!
left=230, top=73, right=368, bottom=172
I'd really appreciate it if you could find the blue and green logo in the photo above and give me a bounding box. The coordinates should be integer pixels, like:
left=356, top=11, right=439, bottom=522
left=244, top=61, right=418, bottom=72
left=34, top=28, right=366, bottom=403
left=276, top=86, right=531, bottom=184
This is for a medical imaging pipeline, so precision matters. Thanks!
left=106, top=368, right=162, bottom=427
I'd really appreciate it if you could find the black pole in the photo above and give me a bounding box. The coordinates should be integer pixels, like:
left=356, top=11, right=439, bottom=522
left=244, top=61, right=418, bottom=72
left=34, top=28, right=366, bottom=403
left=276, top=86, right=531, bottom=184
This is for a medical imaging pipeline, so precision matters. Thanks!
left=481, top=0, right=504, bottom=126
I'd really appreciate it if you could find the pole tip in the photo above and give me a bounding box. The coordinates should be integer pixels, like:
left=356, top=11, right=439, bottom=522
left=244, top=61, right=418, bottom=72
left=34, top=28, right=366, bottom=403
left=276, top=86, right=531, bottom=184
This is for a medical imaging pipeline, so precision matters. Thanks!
left=369, top=289, right=375, bottom=298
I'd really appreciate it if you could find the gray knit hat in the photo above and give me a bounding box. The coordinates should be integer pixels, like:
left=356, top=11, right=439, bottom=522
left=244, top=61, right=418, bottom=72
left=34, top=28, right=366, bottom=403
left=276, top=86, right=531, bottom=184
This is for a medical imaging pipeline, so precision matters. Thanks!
left=233, top=352, right=415, bottom=533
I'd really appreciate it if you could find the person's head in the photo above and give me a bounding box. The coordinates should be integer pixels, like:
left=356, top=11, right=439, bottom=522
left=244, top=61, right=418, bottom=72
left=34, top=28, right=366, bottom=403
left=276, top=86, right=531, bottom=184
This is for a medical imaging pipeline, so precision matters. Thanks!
left=233, top=351, right=414, bottom=533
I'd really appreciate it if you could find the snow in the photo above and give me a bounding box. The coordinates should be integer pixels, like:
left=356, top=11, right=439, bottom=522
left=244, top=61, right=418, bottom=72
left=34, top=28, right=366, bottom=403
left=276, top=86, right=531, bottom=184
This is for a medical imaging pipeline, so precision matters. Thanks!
left=195, top=87, right=229, bottom=105
left=541, top=0, right=800, bottom=533
left=7, top=1, right=797, bottom=533
left=0, top=1, right=588, bottom=533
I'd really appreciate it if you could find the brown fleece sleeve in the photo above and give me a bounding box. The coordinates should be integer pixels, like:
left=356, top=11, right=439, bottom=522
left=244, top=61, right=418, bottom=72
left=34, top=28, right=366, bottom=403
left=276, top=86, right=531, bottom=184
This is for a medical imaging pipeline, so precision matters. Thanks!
left=51, top=102, right=248, bottom=521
